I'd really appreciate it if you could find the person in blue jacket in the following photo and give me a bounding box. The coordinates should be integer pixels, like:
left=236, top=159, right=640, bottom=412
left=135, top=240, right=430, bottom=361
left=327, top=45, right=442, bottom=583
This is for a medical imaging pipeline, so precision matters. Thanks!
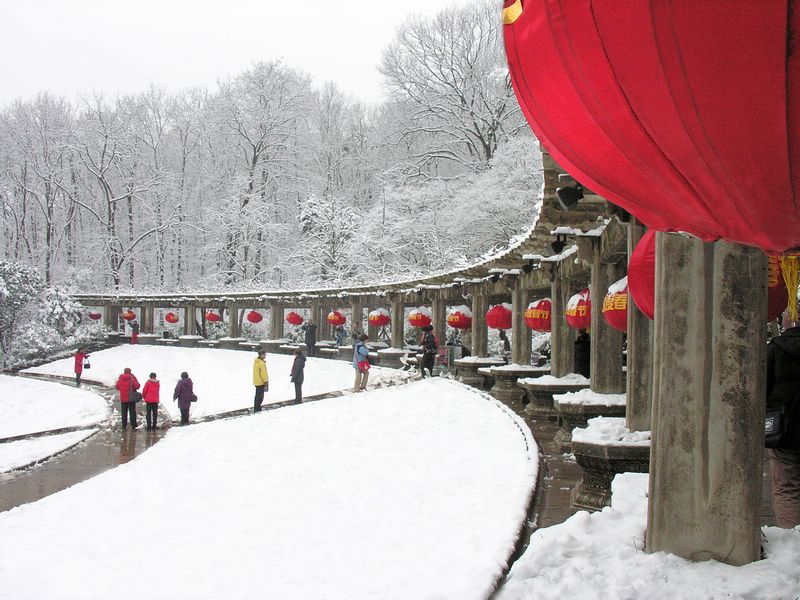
left=353, top=333, right=370, bottom=392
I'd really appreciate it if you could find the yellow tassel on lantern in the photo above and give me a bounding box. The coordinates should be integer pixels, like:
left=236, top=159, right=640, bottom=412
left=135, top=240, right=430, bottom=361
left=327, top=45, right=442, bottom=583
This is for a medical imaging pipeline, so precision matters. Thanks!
left=780, top=255, right=800, bottom=322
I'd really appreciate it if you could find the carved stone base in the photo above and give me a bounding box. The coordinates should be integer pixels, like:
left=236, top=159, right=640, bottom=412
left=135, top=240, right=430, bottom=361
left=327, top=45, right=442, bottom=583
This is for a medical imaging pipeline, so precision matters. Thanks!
left=218, top=337, right=247, bottom=351
left=136, top=334, right=159, bottom=346
left=571, top=441, right=650, bottom=511
left=261, top=340, right=289, bottom=355
left=377, top=348, right=406, bottom=369
left=554, top=401, right=627, bottom=453
left=454, top=358, right=504, bottom=389
left=518, top=382, right=588, bottom=420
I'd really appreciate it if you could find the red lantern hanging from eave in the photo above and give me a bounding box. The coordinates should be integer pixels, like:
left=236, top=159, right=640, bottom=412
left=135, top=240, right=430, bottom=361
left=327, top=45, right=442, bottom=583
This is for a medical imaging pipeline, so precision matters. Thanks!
left=164, top=312, right=179, bottom=324
left=327, top=310, right=346, bottom=327
left=486, top=303, right=512, bottom=330
left=120, top=310, right=136, bottom=321
left=524, top=298, right=551, bottom=332
left=205, top=311, right=222, bottom=323
left=447, top=305, right=473, bottom=330
left=286, top=311, right=304, bottom=326
left=408, top=307, right=432, bottom=328
left=566, top=289, right=591, bottom=330
left=368, top=308, right=390, bottom=327
left=602, top=278, right=629, bottom=333
left=246, top=310, right=263, bottom=324
left=88, top=312, right=102, bottom=321
left=503, top=2, right=800, bottom=254
left=628, top=230, right=656, bottom=320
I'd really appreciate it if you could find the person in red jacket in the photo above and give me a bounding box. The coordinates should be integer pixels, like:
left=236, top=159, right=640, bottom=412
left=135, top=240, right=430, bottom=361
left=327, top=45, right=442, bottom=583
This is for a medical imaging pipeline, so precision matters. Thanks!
left=115, top=367, right=141, bottom=430
left=142, top=372, right=160, bottom=431
left=74, top=347, right=89, bottom=386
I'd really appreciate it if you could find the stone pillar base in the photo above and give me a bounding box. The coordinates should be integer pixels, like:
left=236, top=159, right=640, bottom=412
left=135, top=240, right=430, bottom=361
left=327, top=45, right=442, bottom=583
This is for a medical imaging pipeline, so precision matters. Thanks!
left=571, top=441, right=650, bottom=511
left=218, top=337, right=247, bottom=351
left=377, top=348, right=406, bottom=369
left=554, top=401, right=627, bottom=453
left=454, top=358, right=504, bottom=389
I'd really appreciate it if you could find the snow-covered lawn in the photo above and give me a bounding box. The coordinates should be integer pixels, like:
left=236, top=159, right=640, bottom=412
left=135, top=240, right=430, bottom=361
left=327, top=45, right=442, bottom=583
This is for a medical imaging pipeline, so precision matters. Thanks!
left=497, top=474, right=800, bottom=600
left=24, top=346, right=411, bottom=420
left=0, top=378, right=536, bottom=600
left=0, top=375, right=109, bottom=438
left=0, top=429, right=98, bottom=473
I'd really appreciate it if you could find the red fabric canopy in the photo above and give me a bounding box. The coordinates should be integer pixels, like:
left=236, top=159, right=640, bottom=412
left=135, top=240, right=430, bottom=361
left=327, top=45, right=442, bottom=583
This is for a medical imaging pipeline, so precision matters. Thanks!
left=504, top=1, right=800, bottom=253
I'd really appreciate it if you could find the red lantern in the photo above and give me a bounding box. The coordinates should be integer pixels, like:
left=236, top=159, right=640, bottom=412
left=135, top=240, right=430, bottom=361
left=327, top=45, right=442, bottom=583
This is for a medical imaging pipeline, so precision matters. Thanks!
left=327, top=310, right=346, bottom=327
left=88, top=312, right=102, bottom=321
left=286, top=311, right=304, bottom=326
left=486, top=303, right=512, bottom=330
left=368, top=308, right=390, bottom=327
left=246, top=310, right=263, bottom=324
left=504, top=3, right=800, bottom=254
left=164, top=312, right=179, bottom=324
left=205, top=311, right=222, bottom=323
left=602, top=278, right=629, bottom=333
left=121, top=310, right=136, bottom=321
left=768, top=256, right=789, bottom=322
left=408, top=307, right=432, bottom=328
left=628, top=230, right=656, bottom=320
left=447, top=305, right=473, bottom=330
left=566, top=289, right=591, bottom=330
left=525, top=298, right=551, bottom=332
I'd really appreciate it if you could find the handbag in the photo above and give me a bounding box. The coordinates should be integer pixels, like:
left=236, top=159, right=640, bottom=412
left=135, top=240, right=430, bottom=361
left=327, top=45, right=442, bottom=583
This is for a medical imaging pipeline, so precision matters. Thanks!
left=129, top=381, right=142, bottom=403
left=83, top=361, right=91, bottom=369
left=358, top=359, right=371, bottom=373
left=191, top=393, right=198, bottom=403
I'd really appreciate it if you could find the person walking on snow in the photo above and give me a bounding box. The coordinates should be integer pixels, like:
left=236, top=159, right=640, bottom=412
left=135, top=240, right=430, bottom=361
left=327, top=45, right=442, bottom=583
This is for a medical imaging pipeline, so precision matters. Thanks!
left=173, top=372, right=194, bottom=425
left=253, top=351, right=269, bottom=412
left=290, top=348, right=306, bottom=404
left=74, top=347, right=89, bottom=386
left=130, top=320, right=140, bottom=344
left=115, top=367, right=141, bottom=429
left=419, top=325, right=437, bottom=378
left=304, top=320, right=318, bottom=357
left=142, top=372, right=160, bottom=430
left=353, top=333, right=370, bottom=391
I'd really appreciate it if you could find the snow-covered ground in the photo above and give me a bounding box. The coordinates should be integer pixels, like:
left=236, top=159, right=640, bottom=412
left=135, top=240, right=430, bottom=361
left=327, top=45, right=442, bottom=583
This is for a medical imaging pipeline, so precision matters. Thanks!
left=0, top=429, right=98, bottom=473
left=0, top=378, right=537, bottom=600
left=498, top=474, right=800, bottom=600
left=0, top=375, right=110, bottom=438
left=23, top=346, right=412, bottom=420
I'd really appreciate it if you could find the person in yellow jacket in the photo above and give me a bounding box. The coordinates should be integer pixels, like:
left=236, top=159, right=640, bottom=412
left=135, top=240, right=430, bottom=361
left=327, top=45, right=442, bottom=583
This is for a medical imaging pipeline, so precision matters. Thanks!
left=253, top=350, right=269, bottom=412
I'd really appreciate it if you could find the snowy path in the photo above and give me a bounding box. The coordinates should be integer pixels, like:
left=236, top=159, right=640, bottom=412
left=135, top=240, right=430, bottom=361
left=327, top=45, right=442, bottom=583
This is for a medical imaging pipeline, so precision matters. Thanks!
left=0, top=378, right=537, bottom=600
left=23, top=345, right=413, bottom=420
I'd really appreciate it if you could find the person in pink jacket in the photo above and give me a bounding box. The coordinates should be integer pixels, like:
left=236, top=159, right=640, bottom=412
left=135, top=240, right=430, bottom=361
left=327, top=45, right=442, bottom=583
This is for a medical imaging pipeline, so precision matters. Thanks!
left=115, top=368, right=141, bottom=430
left=142, top=372, right=160, bottom=431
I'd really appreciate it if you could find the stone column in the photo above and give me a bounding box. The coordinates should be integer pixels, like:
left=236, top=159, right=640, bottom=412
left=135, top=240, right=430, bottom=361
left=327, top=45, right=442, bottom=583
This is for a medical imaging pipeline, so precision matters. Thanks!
left=390, top=297, right=404, bottom=349
left=227, top=304, right=240, bottom=338
left=351, top=300, right=364, bottom=336
left=366, top=302, right=380, bottom=341
left=647, top=234, right=766, bottom=566
left=142, top=305, right=155, bottom=334
left=550, top=264, right=573, bottom=377
left=311, top=300, right=322, bottom=332
left=471, top=291, right=488, bottom=357
left=590, top=240, right=626, bottom=393
left=104, top=304, right=117, bottom=330
left=432, top=297, right=447, bottom=347
left=183, top=305, right=194, bottom=336
left=511, top=280, right=531, bottom=365
left=270, top=303, right=284, bottom=339
left=626, top=219, right=654, bottom=432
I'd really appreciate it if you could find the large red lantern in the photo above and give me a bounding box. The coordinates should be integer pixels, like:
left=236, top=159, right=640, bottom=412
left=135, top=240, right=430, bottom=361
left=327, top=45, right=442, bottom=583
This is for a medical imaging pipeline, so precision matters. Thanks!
left=368, top=308, right=390, bottom=327
left=602, top=278, right=629, bottom=333
left=327, top=310, right=346, bottom=327
left=566, top=289, right=591, bottom=330
left=447, top=305, right=472, bottom=330
left=246, top=310, right=263, bottom=324
left=408, top=307, right=432, bottom=328
left=164, top=312, right=179, bottom=324
left=504, top=3, right=800, bottom=254
left=286, top=311, right=304, bottom=326
left=120, top=310, right=136, bottom=321
left=88, top=312, right=102, bottom=321
left=486, top=303, right=512, bottom=330
left=525, top=298, right=551, bottom=332
left=628, top=230, right=656, bottom=320
left=205, top=311, right=222, bottom=323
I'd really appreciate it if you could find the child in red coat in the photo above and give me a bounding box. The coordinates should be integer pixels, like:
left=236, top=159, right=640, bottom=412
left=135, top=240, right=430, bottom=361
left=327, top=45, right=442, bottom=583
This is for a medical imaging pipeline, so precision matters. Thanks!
left=142, top=373, right=160, bottom=431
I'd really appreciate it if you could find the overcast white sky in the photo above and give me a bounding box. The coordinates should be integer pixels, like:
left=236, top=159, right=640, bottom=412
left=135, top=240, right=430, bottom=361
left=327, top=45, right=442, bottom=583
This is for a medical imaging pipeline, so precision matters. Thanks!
left=0, top=0, right=476, bottom=108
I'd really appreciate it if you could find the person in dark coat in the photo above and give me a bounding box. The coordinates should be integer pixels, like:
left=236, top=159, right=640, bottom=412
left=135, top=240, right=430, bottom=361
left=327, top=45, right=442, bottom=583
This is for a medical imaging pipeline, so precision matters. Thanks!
left=766, top=326, right=800, bottom=527
left=131, top=320, right=140, bottom=345
left=498, top=329, right=511, bottom=364
left=304, top=320, right=317, bottom=357
left=574, top=328, right=591, bottom=378
left=115, top=367, right=141, bottom=429
left=173, top=371, right=194, bottom=425
left=290, top=348, right=306, bottom=404
left=74, top=347, right=89, bottom=386
left=420, top=325, right=437, bottom=378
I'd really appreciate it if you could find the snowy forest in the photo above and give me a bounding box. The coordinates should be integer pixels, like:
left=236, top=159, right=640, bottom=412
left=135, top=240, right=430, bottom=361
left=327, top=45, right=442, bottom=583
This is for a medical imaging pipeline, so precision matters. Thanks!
left=0, top=0, right=543, bottom=293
